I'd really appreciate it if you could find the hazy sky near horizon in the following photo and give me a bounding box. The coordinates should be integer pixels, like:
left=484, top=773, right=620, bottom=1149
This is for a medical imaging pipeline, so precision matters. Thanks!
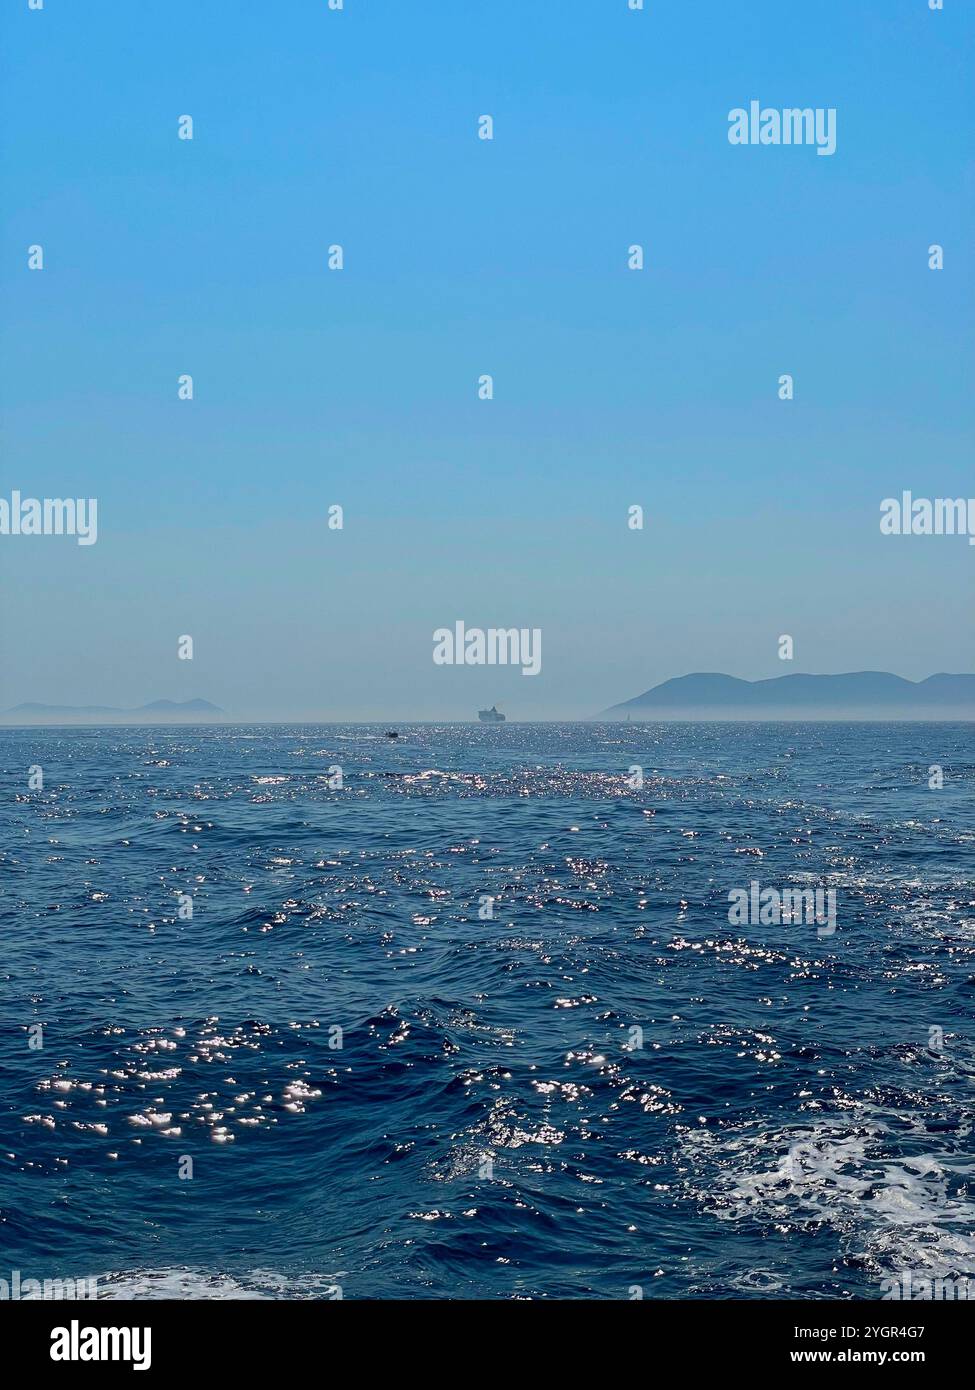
left=2, top=0, right=972, bottom=720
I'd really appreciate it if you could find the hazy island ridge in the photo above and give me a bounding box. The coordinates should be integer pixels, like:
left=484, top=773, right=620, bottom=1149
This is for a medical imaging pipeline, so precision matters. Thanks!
left=3, top=699, right=223, bottom=725
left=599, top=671, right=975, bottom=721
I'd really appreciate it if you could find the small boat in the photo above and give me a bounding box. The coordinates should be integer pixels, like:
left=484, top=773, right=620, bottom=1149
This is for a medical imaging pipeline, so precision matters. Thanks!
left=478, top=705, right=505, bottom=723
left=385, top=730, right=399, bottom=739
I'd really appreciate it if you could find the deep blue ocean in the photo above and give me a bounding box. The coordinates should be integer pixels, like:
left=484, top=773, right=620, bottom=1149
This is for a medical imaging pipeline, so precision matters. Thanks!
left=1, top=722, right=973, bottom=1300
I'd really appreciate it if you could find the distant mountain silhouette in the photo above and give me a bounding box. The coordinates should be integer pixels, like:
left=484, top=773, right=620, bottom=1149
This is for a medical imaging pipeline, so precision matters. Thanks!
left=4, top=698, right=223, bottom=723
left=600, top=672, right=975, bottom=721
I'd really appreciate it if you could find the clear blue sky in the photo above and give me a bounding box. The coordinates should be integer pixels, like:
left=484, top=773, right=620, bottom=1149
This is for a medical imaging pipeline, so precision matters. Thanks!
left=2, top=0, right=972, bottom=719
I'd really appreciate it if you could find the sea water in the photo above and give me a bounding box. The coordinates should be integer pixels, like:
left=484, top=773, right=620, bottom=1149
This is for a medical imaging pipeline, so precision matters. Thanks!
left=1, top=721, right=973, bottom=1299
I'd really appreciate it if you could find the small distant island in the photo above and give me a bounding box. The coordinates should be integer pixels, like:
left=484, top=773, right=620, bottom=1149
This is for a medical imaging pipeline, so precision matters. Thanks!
left=599, top=672, right=975, bottom=721
left=3, top=699, right=223, bottom=725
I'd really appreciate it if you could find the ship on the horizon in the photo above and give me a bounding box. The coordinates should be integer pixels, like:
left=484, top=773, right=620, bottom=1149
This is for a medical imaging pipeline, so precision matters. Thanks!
left=478, top=705, right=505, bottom=723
